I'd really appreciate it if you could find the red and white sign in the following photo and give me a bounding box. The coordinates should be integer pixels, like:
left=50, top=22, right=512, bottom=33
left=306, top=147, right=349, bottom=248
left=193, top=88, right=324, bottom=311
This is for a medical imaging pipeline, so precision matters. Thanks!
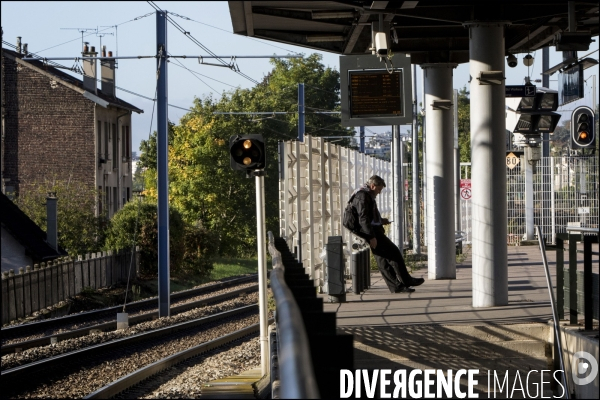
left=404, top=179, right=409, bottom=200
left=460, top=179, right=471, bottom=200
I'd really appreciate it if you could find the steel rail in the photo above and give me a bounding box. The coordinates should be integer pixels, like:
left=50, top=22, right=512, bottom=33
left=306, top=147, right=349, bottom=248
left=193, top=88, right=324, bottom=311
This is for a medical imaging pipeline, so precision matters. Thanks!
left=267, top=231, right=319, bottom=399
left=1, top=284, right=258, bottom=355
left=1, top=275, right=257, bottom=339
left=535, top=225, right=570, bottom=399
left=84, top=317, right=274, bottom=399
left=2, top=304, right=258, bottom=380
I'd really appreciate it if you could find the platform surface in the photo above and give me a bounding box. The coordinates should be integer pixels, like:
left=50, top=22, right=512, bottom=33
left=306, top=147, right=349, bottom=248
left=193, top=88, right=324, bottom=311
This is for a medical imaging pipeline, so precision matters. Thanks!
left=321, top=243, right=599, bottom=327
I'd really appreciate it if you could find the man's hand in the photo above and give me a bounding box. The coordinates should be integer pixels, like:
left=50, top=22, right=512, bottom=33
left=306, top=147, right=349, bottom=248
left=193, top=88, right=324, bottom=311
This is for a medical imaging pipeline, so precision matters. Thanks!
left=370, top=237, right=377, bottom=249
left=382, top=218, right=392, bottom=225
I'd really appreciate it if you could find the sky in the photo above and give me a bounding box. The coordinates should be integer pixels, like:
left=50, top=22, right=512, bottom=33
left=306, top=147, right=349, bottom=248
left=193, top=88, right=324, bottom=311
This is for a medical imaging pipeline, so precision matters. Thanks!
left=2, top=1, right=599, bottom=153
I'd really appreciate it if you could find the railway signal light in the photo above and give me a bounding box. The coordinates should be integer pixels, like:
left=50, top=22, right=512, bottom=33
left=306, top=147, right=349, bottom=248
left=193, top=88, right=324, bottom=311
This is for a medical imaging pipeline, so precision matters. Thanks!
left=229, top=134, right=266, bottom=172
left=571, top=106, right=595, bottom=149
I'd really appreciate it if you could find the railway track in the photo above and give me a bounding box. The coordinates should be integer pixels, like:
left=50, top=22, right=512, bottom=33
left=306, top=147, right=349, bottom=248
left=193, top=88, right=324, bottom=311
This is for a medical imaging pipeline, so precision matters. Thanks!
left=2, top=299, right=263, bottom=398
left=1, top=275, right=257, bottom=351
left=86, top=320, right=273, bottom=399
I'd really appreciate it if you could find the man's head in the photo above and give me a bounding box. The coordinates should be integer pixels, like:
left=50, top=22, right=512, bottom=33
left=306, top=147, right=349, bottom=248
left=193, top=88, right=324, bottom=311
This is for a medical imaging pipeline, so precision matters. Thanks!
left=367, top=175, right=386, bottom=196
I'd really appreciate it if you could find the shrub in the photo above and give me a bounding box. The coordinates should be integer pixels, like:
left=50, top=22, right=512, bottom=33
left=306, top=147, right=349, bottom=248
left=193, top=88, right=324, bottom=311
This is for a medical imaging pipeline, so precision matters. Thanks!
left=105, top=199, right=218, bottom=277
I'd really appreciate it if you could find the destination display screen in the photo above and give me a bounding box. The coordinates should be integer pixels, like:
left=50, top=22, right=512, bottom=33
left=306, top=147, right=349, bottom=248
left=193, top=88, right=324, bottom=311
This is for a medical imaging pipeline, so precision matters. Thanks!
left=348, top=70, right=404, bottom=118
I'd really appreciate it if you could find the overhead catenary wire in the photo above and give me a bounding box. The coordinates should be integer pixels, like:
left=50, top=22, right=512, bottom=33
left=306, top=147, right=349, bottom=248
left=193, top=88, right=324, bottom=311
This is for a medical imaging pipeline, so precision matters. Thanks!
left=168, top=51, right=219, bottom=92
left=168, top=11, right=303, bottom=56
left=147, top=1, right=261, bottom=86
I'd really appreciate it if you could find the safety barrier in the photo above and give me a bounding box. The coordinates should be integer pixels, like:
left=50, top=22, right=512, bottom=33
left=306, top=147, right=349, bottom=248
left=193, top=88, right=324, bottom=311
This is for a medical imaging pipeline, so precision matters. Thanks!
left=268, top=232, right=353, bottom=399
left=554, top=227, right=599, bottom=330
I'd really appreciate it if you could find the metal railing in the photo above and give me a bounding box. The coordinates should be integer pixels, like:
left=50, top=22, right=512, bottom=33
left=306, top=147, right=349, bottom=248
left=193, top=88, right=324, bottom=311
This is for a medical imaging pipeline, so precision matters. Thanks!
left=535, top=225, right=570, bottom=399
left=267, top=231, right=319, bottom=399
left=557, top=227, right=599, bottom=329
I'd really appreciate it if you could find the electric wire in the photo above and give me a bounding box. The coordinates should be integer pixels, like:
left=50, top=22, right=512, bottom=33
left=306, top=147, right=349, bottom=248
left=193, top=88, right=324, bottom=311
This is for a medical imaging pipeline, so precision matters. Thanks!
left=3, top=40, right=189, bottom=111
left=169, top=62, right=238, bottom=88
left=303, top=83, right=338, bottom=95
left=34, top=13, right=153, bottom=54
left=122, top=54, right=160, bottom=312
left=147, top=1, right=260, bottom=86
left=168, top=11, right=303, bottom=56
left=168, top=51, right=219, bottom=92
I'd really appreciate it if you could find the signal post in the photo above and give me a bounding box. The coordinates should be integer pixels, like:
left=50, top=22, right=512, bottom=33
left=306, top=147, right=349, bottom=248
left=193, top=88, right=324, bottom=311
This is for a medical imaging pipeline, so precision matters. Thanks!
left=229, top=134, right=269, bottom=376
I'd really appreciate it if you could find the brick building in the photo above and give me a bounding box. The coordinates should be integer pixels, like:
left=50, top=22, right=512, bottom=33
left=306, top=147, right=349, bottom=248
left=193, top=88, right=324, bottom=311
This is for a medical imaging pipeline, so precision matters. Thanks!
left=1, top=42, right=143, bottom=218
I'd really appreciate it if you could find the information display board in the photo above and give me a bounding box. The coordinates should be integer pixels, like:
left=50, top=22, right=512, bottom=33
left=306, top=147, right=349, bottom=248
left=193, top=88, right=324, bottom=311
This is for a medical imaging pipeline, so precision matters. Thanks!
left=340, top=55, right=412, bottom=126
left=349, top=70, right=404, bottom=118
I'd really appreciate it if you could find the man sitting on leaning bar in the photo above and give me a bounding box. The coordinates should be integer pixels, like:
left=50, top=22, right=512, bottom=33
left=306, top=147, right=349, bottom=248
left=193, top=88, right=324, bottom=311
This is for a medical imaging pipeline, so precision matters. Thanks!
left=351, top=175, right=425, bottom=293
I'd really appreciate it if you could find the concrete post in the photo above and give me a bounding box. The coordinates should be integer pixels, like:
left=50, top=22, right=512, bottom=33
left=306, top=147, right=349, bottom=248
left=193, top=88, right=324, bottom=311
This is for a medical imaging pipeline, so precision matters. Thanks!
left=46, top=193, right=58, bottom=251
left=466, top=22, right=509, bottom=307
left=422, top=64, right=457, bottom=279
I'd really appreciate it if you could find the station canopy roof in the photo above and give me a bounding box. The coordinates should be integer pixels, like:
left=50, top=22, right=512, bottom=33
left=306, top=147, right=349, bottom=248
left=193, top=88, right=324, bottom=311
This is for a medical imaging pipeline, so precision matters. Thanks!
left=228, top=1, right=599, bottom=64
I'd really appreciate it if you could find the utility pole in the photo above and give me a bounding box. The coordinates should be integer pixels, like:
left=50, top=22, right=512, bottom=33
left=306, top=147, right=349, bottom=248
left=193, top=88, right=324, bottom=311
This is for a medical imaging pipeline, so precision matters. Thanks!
left=360, top=126, right=365, bottom=153
left=156, top=10, right=170, bottom=317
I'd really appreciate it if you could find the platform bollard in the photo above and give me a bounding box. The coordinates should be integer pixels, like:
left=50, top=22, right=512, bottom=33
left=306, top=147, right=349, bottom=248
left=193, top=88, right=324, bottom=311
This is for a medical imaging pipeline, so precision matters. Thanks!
left=366, top=249, right=371, bottom=287
left=351, top=252, right=359, bottom=295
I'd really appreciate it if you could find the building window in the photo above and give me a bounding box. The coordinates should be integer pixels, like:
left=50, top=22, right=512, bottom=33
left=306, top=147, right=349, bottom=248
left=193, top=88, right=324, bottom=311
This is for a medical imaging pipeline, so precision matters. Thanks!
left=112, top=124, right=118, bottom=169
left=104, top=122, right=109, bottom=160
left=121, top=125, right=126, bottom=162
left=96, top=121, right=103, bottom=161
left=98, top=186, right=103, bottom=215
left=113, top=187, right=118, bottom=214
left=106, top=186, right=111, bottom=217
left=126, top=126, right=131, bottom=160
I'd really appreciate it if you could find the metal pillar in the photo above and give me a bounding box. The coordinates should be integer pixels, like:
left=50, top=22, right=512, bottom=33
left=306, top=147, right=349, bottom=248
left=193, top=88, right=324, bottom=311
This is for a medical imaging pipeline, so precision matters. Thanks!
left=467, top=22, right=509, bottom=307
left=359, top=126, right=365, bottom=153
left=421, top=72, right=428, bottom=247
left=525, top=153, right=535, bottom=240
left=156, top=10, right=170, bottom=317
left=412, top=64, right=421, bottom=254
left=255, top=173, right=269, bottom=376
left=454, top=89, right=461, bottom=234
left=423, top=64, right=457, bottom=279
left=393, top=126, right=403, bottom=248
left=298, top=83, right=305, bottom=142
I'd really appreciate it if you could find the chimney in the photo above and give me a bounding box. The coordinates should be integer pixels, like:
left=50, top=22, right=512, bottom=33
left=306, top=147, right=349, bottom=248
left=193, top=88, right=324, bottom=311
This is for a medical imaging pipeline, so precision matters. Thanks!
left=82, top=42, right=98, bottom=94
left=46, top=193, right=58, bottom=251
left=23, top=43, right=28, bottom=56
left=16, top=36, right=21, bottom=53
left=101, top=46, right=116, bottom=98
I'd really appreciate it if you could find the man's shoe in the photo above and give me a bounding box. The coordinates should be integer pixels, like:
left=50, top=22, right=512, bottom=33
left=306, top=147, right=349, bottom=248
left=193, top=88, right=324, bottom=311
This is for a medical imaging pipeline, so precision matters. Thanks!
left=411, top=277, right=425, bottom=287
left=394, top=285, right=415, bottom=293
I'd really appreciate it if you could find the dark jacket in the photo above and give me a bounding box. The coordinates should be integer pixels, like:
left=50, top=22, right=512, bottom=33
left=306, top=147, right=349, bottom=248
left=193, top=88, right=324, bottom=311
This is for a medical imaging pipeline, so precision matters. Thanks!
left=351, top=189, right=378, bottom=240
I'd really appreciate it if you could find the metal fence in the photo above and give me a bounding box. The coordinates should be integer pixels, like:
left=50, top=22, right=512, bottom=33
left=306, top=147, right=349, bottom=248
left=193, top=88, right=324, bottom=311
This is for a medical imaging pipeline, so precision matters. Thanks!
left=462, top=156, right=598, bottom=245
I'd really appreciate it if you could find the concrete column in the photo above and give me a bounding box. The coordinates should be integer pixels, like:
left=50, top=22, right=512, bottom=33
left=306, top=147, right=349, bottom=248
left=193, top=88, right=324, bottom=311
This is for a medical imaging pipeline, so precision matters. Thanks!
left=423, top=64, right=457, bottom=280
left=467, top=22, right=509, bottom=307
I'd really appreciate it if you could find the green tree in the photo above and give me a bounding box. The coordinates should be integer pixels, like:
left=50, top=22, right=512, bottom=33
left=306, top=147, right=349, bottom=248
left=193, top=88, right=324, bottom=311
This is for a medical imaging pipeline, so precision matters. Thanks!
left=456, top=86, right=471, bottom=162
left=104, top=198, right=218, bottom=277
left=139, top=54, right=354, bottom=257
left=14, top=180, right=107, bottom=255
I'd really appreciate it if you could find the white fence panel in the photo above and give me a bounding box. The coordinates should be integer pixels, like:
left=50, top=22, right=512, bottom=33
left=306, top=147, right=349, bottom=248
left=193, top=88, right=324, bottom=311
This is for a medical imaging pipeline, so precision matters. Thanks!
left=279, top=135, right=393, bottom=291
